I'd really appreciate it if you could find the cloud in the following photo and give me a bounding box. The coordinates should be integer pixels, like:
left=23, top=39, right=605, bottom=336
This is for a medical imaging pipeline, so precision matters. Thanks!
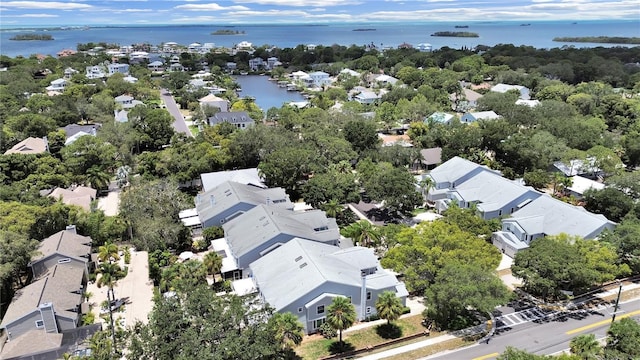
left=113, top=8, right=154, bottom=12
left=174, top=2, right=249, bottom=10
left=2, top=1, right=92, bottom=9
left=232, top=0, right=362, bottom=6
left=5, top=13, right=59, bottom=17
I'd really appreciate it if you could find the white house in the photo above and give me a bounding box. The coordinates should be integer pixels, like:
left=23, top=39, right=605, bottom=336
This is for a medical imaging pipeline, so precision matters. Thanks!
left=248, top=57, right=264, bottom=71
left=491, top=83, right=530, bottom=100
left=460, top=111, right=500, bottom=123
left=147, top=60, right=164, bottom=72
left=306, top=71, right=331, bottom=87
left=45, top=78, right=67, bottom=92
left=85, top=65, right=106, bottom=79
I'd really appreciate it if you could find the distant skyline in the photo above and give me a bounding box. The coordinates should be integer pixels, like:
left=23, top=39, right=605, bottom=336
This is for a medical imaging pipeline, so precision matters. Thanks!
left=1, top=0, right=639, bottom=27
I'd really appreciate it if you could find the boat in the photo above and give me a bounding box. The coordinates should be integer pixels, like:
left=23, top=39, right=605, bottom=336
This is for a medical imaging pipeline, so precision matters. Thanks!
left=239, top=71, right=248, bottom=75
left=455, top=25, right=469, bottom=28
left=286, top=84, right=298, bottom=91
left=277, top=80, right=288, bottom=88
left=520, top=23, right=531, bottom=26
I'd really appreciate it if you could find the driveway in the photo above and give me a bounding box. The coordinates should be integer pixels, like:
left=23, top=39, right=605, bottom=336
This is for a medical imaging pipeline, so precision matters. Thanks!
left=160, top=88, right=193, bottom=137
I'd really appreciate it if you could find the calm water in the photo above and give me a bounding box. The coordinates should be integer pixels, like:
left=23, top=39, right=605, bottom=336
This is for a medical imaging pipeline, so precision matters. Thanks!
left=233, top=75, right=306, bottom=111
left=1, top=21, right=639, bottom=57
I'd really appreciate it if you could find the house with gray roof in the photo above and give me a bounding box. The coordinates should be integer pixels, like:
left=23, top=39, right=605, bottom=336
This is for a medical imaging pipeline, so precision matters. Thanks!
left=460, top=111, right=501, bottom=123
left=249, top=238, right=408, bottom=334
left=200, top=168, right=265, bottom=192
left=491, top=83, right=530, bottom=100
left=207, top=111, right=255, bottom=129
left=425, top=156, right=501, bottom=202
left=218, top=205, right=340, bottom=279
left=439, top=170, right=541, bottom=219
left=196, top=181, right=293, bottom=228
left=29, top=225, right=92, bottom=279
left=0, top=261, right=86, bottom=341
left=492, top=194, right=616, bottom=257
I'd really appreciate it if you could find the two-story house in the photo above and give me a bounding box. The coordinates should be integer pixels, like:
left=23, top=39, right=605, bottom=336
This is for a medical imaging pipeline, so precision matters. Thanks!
left=207, top=111, right=255, bottom=129
left=250, top=238, right=408, bottom=334
left=107, top=63, right=129, bottom=76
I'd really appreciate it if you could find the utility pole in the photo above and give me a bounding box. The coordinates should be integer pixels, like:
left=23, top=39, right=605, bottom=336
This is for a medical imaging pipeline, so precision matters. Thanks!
left=611, top=280, right=623, bottom=324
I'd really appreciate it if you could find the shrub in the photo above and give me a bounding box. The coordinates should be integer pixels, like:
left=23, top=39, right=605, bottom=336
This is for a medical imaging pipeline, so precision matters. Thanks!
left=82, top=312, right=95, bottom=325
left=192, top=239, right=209, bottom=252
left=319, top=322, right=337, bottom=339
left=123, top=246, right=131, bottom=264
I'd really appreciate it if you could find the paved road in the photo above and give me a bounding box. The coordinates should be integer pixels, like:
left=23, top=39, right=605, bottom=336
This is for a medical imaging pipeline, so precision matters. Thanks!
left=425, top=298, right=640, bottom=360
left=160, top=88, right=193, bottom=137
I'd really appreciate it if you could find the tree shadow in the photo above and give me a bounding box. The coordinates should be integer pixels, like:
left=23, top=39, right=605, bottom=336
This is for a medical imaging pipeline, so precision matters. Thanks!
left=328, top=341, right=355, bottom=355
left=375, top=323, right=403, bottom=339
left=281, top=349, right=303, bottom=360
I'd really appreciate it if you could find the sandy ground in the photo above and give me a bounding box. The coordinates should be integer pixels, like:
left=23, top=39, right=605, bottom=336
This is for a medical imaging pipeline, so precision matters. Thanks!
left=97, top=189, right=120, bottom=216
left=86, top=250, right=154, bottom=329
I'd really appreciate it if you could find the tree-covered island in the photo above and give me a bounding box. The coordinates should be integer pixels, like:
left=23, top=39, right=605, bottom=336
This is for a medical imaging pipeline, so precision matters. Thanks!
left=553, top=36, right=640, bottom=44
left=9, top=33, right=54, bottom=41
left=211, top=29, right=245, bottom=35
left=431, top=31, right=479, bottom=37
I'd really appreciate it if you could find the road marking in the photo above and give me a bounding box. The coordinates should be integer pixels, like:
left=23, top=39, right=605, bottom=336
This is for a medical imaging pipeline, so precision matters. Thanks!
left=472, top=352, right=500, bottom=360
left=566, top=309, right=640, bottom=335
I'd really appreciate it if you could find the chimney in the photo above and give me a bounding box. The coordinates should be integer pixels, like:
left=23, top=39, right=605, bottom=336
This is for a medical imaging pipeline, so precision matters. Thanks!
left=266, top=197, right=271, bottom=206
left=65, top=225, right=77, bottom=234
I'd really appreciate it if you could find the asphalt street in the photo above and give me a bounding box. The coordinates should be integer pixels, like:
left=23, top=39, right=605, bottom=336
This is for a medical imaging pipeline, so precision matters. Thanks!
left=425, top=298, right=640, bottom=360
left=160, top=88, right=193, bottom=137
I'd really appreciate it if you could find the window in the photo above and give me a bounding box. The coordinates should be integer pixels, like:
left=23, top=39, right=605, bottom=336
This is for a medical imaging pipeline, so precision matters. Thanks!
left=347, top=296, right=352, bottom=303
left=298, top=307, right=303, bottom=313
left=366, top=292, right=372, bottom=300
left=35, top=320, right=44, bottom=328
left=313, top=318, right=325, bottom=329
left=317, top=305, right=325, bottom=314
left=366, top=306, right=372, bottom=314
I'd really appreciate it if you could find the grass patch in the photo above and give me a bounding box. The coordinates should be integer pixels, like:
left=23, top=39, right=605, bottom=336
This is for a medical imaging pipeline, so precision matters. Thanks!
left=381, top=338, right=470, bottom=360
left=296, top=315, right=429, bottom=360
left=411, top=208, right=427, bottom=216
left=189, top=125, right=200, bottom=136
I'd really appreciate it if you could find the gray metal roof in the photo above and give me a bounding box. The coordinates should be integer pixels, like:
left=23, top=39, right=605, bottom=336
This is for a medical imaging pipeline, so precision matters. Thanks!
left=208, top=111, right=255, bottom=125
left=1, top=262, right=85, bottom=328
left=250, top=238, right=401, bottom=311
left=452, top=171, right=540, bottom=212
left=428, top=156, right=496, bottom=185
left=200, top=168, right=265, bottom=192
left=223, top=205, right=339, bottom=259
left=196, top=181, right=292, bottom=225
left=503, top=194, right=615, bottom=238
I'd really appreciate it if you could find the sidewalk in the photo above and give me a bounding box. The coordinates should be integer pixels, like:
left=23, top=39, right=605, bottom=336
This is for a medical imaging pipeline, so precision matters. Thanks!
left=355, top=334, right=458, bottom=360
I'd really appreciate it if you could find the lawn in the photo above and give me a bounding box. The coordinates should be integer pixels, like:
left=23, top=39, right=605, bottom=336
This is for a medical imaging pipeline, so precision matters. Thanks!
left=189, top=125, right=200, bottom=136
left=296, top=315, right=434, bottom=360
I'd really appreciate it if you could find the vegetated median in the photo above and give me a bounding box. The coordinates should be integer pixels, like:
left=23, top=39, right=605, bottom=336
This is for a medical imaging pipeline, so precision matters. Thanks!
left=431, top=31, right=479, bottom=38
left=553, top=36, right=640, bottom=44
left=9, top=33, right=53, bottom=41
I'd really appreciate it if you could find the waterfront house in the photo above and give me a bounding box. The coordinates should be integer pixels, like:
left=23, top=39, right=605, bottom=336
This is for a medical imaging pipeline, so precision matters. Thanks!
left=107, top=63, right=129, bottom=76
left=4, top=137, right=48, bottom=155
left=188, top=42, right=202, bottom=53
left=199, top=94, right=229, bottom=113
left=492, top=194, right=615, bottom=257
left=213, top=205, right=340, bottom=279
left=416, top=43, right=432, bottom=52
left=460, top=110, right=500, bottom=123
left=267, top=57, right=281, bottom=69
left=249, top=57, right=265, bottom=71
left=307, top=71, right=331, bottom=87
left=207, top=111, right=255, bottom=129
left=425, top=112, right=455, bottom=125
left=226, top=62, right=237, bottom=71
left=57, top=49, right=77, bottom=57
left=200, top=168, right=265, bottom=192
left=196, top=181, right=292, bottom=228
left=491, top=83, right=530, bottom=100
left=249, top=238, right=408, bottom=334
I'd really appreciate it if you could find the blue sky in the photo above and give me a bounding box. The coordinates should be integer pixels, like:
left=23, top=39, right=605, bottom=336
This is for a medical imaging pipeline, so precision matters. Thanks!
left=1, top=0, right=639, bottom=26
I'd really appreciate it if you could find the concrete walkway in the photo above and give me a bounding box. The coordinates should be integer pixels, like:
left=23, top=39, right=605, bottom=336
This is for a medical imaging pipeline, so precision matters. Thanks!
left=355, top=334, right=458, bottom=360
left=345, top=297, right=426, bottom=333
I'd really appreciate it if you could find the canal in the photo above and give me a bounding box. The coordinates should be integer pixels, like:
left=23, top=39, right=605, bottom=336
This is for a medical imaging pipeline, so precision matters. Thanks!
left=232, top=75, right=306, bottom=111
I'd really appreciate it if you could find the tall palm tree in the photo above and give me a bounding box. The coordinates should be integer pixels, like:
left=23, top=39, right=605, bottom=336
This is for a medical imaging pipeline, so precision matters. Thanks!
left=327, top=296, right=356, bottom=345
left=97, top=242, right=120, bottom=264
left=375, top=291, right=404, bottom=325
left=341, top=220, right=381, bottom=247
left=271, top=312, right=304, bottom=351
left=203, top=251, right=223, bottom=283
left=96, top=262, right=121, bottom=351
left=86, top=166, right=111, bottom=191
left=419, top=177, right=434, bottom=198
left=570, top=334, right=601, bottom=360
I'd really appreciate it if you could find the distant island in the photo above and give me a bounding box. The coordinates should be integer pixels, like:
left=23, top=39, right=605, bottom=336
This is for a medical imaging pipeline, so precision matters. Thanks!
left=431, top=31, right=479, bottom=38
left=353, top=28, right=376, bottom=32
left=455, top=25, right=469, bottom=28
left=520, top=24, right=532, bottom=26
left=9, top=33, right=53, bottom=41
left=553, top=36, right=640, bottom=44
left=211, top=29, right=245, bottom=35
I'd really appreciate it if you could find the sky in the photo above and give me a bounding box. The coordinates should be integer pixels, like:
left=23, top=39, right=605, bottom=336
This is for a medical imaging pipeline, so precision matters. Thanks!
left=1, top=0, right=639, bottom=27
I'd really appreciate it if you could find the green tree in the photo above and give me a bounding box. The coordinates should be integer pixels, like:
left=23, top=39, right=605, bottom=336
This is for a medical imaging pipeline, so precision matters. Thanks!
left=343, top=119, right=380, bottom=156
left=523, top=170, right=551, bottom=190
left=584, top=188, right=634, bottom=223
left=497, top=347, right=549, bottom=360
left=86, top=166, right=111, bottom=191
left=270, top=312, right=304, bottom=351
left=424, top=262, right=510, bottom=329
left=341, top=220, right=381, bottom=248
left=202, top=226, right=224, bottom=242
left=361, top=162, right=422, bottom=217
left=327, top=296, right=357, bottom=345
left=203, top=251, right=222, bottom=282
left=375, top=291, right=404, bottom=325
left=604, top=317, right=640, bottom=359
left=570, top=334, right=601, bottom=360
left=98, top=242, right=120, bottom=264
left=601, top=215, right=640, bottom=274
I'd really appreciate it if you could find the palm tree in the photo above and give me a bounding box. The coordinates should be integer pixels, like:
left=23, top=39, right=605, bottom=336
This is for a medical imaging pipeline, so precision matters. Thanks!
left=97, top=242, right=120, bottom=264
left=322, top=199, right=343, bottom=219
left=375, top=291, right=404, bottom=325
left=327, top=296, right=356, bottom=345
left=86, top=166, right=111, bottom=191
left=271, top=312, right=304, bottom=351
left=203, top=251, right=223, bottom=283
left=96, top=262, right=121, bottom=352
left=570, top=334, right=601, bottom=360
left=419, top=177, right=434, bottom=198
left=341, top=220, right=381, bottom=247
